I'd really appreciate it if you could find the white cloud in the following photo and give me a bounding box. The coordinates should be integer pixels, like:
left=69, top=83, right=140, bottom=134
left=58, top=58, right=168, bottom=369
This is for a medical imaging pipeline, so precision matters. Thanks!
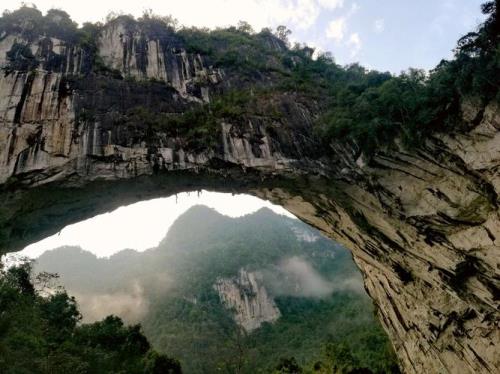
left=326, top=17, right=346, bottom=41
left=349, top=2, right=360, bottom=14
left=374, top=18, right=385, bottom=33
left=265, top=256, right=335, bottom=298
left=316, top=0, right=344, bottom=10
left=347, top=32, right=362, bottom=57
left=286, top=0, right=321, bottom=30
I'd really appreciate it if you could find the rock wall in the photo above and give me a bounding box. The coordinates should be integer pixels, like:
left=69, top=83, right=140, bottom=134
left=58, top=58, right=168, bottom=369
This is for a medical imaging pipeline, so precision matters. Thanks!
left=288, top=221, right=321, bottom=243
left=98, top=20, right=223, bottom=101
left=214, top=269, right=281, bottom=332
left=0, top=19, right=499, bottom=374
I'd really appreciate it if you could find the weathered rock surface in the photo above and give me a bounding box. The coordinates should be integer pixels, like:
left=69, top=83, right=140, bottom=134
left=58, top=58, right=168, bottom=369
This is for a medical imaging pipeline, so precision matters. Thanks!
left=214, top=268, right=281, bottom=332
left=98, top=20, right=222, bottom=101
left=288, top=221, right=321, bottom=243
left=0, top=19, right=499, bottom=374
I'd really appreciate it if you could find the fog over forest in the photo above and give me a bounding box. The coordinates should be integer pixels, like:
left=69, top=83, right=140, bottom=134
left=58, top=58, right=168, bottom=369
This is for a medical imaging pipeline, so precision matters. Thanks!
left=30, top=205, right=398, bottom=373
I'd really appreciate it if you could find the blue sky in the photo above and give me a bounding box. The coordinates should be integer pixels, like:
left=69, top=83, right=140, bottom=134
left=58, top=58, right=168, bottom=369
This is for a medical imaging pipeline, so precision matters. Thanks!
left=2, top=0, right=487, bottom=73
left=294, top=0, right=487, bottom=72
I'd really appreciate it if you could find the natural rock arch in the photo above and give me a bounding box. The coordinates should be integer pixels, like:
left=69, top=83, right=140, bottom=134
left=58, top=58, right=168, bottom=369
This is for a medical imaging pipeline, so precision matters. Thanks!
left=0, top=16, right=499, bottom=374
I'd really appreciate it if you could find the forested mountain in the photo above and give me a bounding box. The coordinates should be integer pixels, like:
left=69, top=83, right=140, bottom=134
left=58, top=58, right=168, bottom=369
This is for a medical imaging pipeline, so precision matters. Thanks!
left=35, top=206, right=399, bottom=373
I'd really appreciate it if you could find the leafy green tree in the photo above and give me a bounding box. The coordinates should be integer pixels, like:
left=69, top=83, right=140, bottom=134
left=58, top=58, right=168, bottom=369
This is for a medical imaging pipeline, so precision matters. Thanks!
left=44, top=8, right=78, bottom=41
left=144, top=351, right=182, bottom=373
left=5, top=42, right=38, bottom=72
left=237, top=20, right=254, bottom=34
left=275, top=25, right=292, bottom=43
left=0, top=262, right=181, bottom=374
left=274, top=357, right=303, bottom=373
left=325, top=342, right=359, bottom=374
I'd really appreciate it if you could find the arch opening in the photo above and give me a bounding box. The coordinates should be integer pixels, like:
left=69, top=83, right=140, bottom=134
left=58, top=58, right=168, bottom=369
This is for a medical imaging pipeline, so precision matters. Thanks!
left=3, top=189, right=400, bottom=373
left=1, top=167, right=499, bottom=374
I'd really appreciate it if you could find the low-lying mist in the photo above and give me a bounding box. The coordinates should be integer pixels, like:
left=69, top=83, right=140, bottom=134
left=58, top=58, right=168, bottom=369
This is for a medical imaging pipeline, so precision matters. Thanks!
left=263, top=256, right=365, bottom=298
left=48, top=255, right=364, bottom=323
left=24, top=205, right=369, bottom=328
left=73, top=280, right=149, bottom=324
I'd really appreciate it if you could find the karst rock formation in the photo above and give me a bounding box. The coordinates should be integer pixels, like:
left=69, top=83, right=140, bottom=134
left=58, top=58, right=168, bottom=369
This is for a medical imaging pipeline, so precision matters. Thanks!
left=0, top=14, right=498, bottom=374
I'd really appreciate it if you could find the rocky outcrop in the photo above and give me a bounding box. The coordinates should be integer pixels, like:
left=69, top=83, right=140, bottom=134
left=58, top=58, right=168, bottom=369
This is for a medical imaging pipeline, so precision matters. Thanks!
left=288, top=221, right=321, bottom=242
left=0, top=34, right=91, bottom=74
left=214, top=269, right=280, bottom=332
left=0, top=18, right=499, bottom=374
left=98, top=20, right=223, bottom=101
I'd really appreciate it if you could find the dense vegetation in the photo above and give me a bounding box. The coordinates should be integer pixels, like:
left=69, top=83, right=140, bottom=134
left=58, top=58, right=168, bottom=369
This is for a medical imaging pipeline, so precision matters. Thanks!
left=0, top=261, right=181, bottom=373
left=1, top=2, right=497, bottom=156
left=316, top=1, right=499, bottom=153
left=138, top=1, right=499, bottom=154
left=34, top=206, right=399, bottom=373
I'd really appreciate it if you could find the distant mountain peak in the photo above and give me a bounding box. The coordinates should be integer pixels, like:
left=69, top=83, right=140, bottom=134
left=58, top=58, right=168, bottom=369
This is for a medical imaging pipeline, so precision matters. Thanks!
left=39, top=245, right=95, bottom=259
left=183, top=204, right=222, bottom=215
left=252, top=206, right=277, bottom=215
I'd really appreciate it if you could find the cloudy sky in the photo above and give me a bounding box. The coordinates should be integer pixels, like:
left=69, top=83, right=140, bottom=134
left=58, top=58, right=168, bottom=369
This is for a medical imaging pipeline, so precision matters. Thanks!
left=2, top=0, right=486, bottom=72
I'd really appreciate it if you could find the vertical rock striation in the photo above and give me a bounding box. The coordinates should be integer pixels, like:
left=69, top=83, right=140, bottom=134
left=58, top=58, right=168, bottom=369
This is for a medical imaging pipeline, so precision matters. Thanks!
left=214, top=269, right=281, bottom=332
left=98, top=20, right=223, bottom=101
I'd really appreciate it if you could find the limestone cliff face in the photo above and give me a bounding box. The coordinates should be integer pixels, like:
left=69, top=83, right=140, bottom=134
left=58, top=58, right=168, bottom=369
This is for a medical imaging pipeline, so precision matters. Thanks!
left=214, top=269, right=281, bottom=332
left=0, top=19, right=499, bottom=374
left=98, top=20, right=223, bottom=101
left=0, top=21, right=306, bottom=186
left=0, top=34, right=91, bottom=74
left=288, top=221, right=321, bottom=243
left=254, top=102, right=500, bottom=374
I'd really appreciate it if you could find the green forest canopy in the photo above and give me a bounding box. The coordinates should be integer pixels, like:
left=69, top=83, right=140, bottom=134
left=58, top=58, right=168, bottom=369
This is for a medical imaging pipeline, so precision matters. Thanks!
left=0, top=261, right=181, bottom=373
left=2, top=207, right=400, bottom=374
